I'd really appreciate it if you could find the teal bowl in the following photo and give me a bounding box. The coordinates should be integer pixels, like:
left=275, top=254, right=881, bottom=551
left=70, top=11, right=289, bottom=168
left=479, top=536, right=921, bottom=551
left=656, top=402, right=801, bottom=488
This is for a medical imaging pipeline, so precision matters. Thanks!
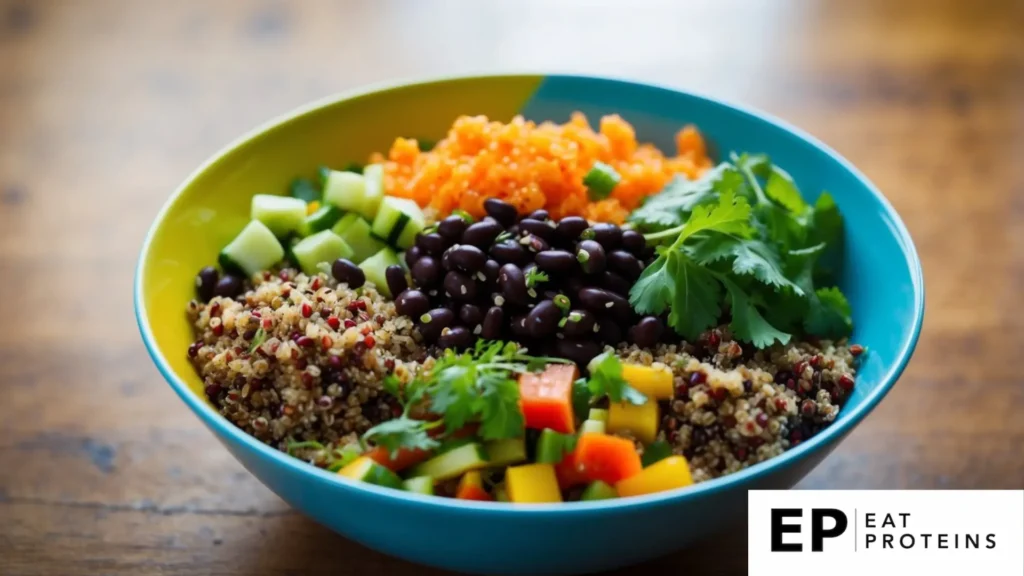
left=135, top=74, right=924, bottom=575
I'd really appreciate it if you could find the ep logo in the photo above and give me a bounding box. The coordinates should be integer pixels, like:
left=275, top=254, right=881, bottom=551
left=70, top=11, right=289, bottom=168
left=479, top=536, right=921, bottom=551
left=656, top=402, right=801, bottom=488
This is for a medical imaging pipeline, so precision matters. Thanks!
left=771, top=508, right=848, bottom=552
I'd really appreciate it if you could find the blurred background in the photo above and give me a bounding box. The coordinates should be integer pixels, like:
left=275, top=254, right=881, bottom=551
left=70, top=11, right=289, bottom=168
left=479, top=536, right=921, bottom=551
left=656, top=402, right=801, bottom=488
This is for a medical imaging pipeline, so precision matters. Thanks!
left=1, top=0, right=1022, bottom=574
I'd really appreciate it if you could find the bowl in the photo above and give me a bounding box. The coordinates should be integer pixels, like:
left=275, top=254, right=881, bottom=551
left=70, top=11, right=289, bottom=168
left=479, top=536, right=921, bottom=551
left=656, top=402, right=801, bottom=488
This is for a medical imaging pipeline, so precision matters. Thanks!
left=135, top=74, right=924, bottom=575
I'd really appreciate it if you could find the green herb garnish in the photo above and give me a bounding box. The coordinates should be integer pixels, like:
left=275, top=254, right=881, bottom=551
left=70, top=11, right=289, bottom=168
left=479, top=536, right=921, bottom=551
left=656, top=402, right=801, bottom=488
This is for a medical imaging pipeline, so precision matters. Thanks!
left=525, top=268, right=549, bottom=288
left=363, top=341, right=571, bottom=457
left=247, top=327, right=267, bottom=353
left=583, top=161, right=621, bottom=200
left=627, top=153, right=851, bottom=348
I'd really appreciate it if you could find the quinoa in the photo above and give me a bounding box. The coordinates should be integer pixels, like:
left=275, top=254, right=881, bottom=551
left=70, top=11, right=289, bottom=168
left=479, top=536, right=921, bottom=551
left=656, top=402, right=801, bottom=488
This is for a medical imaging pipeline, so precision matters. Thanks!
left=185, top=269, right=425, bottom=462
left=616, top=327, right=858, bottom=483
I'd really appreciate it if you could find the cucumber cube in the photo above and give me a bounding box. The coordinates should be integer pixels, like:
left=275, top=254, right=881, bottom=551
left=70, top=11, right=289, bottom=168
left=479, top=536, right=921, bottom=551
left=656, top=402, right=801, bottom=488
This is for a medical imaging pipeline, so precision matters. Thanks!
left=291, top=230, right=354, bottom=276
left=218, top=220, right=285, bottom=277
left=251, top=194, right=307, bottom=238
left=332, top=213, right=387, bottom=264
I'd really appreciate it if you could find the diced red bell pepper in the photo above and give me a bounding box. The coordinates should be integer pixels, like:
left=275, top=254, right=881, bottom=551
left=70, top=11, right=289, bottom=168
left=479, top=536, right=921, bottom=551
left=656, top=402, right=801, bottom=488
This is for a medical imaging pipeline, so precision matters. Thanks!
left=574, top=433, right=643, bottom=485
left=365, top=446, right=431, bottom=472
left=554, top=450, right=589, bottom=490
left=519, top=364, right=578, bottom=434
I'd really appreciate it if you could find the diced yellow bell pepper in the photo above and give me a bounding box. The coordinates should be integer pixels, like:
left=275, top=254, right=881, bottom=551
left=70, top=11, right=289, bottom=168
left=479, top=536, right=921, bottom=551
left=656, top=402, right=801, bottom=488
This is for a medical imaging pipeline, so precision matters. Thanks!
left=307, top=200, right=321, bottom=215
left=338, top=456, right=374, bottom=480
left=622, top=363, right=675, bottom=400
left=607, top=398, right=659, bottom=445
left=615, top=456, right=694, bottom=497
left=506, top=463, right=563, bottom=504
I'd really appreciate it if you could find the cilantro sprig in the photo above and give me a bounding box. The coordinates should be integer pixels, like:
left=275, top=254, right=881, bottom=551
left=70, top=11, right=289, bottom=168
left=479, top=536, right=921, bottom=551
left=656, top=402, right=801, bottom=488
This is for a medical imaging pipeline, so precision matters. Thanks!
left=628, top=153, right=852, bottom=348
left=362, top=341, right=571, bottom=456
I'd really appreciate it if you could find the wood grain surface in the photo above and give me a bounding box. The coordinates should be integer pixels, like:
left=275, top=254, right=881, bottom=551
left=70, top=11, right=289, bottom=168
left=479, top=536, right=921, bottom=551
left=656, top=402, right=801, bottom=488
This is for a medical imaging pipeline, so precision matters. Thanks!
left=1, top=0, right=1022, bottom=574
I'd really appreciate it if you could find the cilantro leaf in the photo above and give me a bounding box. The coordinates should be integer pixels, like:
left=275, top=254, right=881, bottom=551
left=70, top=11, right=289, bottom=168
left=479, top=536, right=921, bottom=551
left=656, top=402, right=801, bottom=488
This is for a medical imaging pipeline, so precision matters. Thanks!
left=525, top=268, right=549, bottom=288
left=641, top=440, right=673, bottom=468
left=805, top=286, right=853, bottom=338
left=688, top=235, right=800, bottom=294
left=429, top=365, right=480, bottom=433
left=764, top=166, right=808, bottom=213
left=717, top=274, right=791, bottom=347
left=586, top=352, right=646, bottom=405
left=362, top=417, right=439, bottom=457
left=477, top=374, right=524, bottom=440
left=666, top=255, right=722, bottom=340
left=627, top=164, right=745, bottom=230
left=630, top=257, right=673, bottom=315
left=678, top=190, right=754, bottom=242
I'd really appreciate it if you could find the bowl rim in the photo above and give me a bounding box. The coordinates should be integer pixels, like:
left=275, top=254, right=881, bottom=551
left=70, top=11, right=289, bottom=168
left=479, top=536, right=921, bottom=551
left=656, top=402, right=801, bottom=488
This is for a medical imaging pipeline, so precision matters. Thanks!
left=134, top=72, right=925, bottom=514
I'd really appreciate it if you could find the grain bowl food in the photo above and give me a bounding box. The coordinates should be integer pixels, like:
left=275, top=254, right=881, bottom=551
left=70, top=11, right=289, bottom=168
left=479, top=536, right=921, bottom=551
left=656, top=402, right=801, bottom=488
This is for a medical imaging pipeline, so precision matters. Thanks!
left=185, top=113, right=862, bottom=503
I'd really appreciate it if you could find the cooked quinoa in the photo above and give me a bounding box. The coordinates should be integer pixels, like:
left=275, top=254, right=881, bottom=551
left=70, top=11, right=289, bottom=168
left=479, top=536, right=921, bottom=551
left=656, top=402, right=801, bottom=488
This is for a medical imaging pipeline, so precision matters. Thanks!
left=616, top=329, right=858, bottom=483
left=186, top=269, right=425, bottom=456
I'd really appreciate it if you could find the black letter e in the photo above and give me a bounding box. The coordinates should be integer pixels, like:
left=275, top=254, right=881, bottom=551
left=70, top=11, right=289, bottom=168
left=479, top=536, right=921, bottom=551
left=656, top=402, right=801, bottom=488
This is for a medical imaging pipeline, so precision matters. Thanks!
left=771, top=509, right=803, bottom=552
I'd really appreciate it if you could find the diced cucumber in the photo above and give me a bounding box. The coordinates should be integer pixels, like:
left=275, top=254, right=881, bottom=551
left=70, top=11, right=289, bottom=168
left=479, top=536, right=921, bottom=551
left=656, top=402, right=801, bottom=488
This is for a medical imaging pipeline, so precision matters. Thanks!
left=332, top=212, right=387, bottom=264
left=579, top=419, right=606, bottom=435
left=251, top=194, right=307, bottom=238
left=401, top=476, right=435, bottom=495
left=218, top=220, right=285, bottom=277
left=358, top=247, right=402, bottom=298
left=299, top=205, right=344, bottom=237
left=323, top=171, right=368, bottom=215
left=289, top=178, right=321, bottom=204
left=338, top=457, right=403, bottom=490
left=588, top=408, right=609, bottom=423
left=535, top=429, right=576, bottom=464
left=371, top=196, right=426, bottom=250
left=484, top=437, right=527, bottom=467
left=291, top=230, right=354, bottom=276
left=572, top=379, right=592, bottom=421
left=580, top=481, right=618, bottom=501
left=408, top=443, right=488, bottom=482
left=360, top=164, right=385, bottom=220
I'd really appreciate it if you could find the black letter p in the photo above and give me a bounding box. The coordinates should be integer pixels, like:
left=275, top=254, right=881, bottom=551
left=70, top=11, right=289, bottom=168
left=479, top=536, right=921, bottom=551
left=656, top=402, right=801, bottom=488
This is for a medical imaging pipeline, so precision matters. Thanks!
left=811, top=509, right=848, bottom=552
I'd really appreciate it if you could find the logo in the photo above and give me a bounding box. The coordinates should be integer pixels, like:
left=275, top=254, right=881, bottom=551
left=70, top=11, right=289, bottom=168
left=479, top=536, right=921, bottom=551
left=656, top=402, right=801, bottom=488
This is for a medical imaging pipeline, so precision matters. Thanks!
left=749, top=490, right=1024, bottom=576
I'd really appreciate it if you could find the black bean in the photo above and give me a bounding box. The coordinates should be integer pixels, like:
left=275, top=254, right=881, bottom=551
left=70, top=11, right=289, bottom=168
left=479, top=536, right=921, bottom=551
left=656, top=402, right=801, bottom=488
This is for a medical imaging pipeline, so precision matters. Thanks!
left=462, top=220, right=504, bottom=248
left=555, top=216, right=589, bottom=242
left=629, top=316, right=664, bottom=348
left=596, top=318, right=624, bottom=344
left=332, top=258, right=365, bottom=288
left=576, top=240, right=607, bottom=274
left=404, top=245, right=423, bottom=268
left=621, top=229, right=646, bottom=255
left=418, top=308, right=454, bottom=342
left=484, top=198, right=518, bottom=227
left=213, top=275, right=244, bottom=298
left=578, top=287, right=630, bottom=322
left=528, top=209, right=549, bottom=221
left=608, top=250, right=644, bottom=281
left=459, top=303, right=484, bottom=327
left=416, top=232, right=448, bottom=256
left=542, top=289, right=562, bottom=301
left=555, top=338, right=602, bottom=367
left=482, top=259, right=500, bottom=284
left=448, top=244, right=486, bottom=273
left=490, top=240, right=529, bottom=265
left=498, top=264, right=529, bottom=306
left=535, top=250, right=577, bottom=274
left=565, top=275, right=586, bottom=298
left=526, top=300, right=561, bottom=338
left=385, top=265, right=408, bottom=298
left=438, top=215, right=468, bottom=240
left=520, top=233, right=549, bottom=254
left=196, top=266, right=219, bottom=302
left=560, top=309, right=596, bottom=337
left=444, top=270, right=477, bottom=302
left=598, top=271, right=631, bottom=297
left=395, top=289, right=430, bottom=318
left=411, top=256, right=442, bottom=287
left=582, top=223, right=622, bottom=250
left=506, top=224, right=519, bottom=237
left=438, top=326, right=473, bottom=350
left=519, top=218, right=556, bottom=243
left=510, top=314, right=531, bottom=338
left=481, top=307, right=504, bottom=340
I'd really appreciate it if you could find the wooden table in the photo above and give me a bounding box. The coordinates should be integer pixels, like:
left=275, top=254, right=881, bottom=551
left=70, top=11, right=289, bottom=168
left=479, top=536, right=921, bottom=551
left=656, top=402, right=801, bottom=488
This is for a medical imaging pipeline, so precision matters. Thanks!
left=2, top=0, right=1022, bottom=574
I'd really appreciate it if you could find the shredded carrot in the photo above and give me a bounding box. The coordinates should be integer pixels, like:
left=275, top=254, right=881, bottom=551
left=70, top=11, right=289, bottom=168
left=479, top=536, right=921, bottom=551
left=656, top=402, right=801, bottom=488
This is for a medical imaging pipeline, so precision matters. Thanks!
left=372, top=113, right=713, bottom=223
